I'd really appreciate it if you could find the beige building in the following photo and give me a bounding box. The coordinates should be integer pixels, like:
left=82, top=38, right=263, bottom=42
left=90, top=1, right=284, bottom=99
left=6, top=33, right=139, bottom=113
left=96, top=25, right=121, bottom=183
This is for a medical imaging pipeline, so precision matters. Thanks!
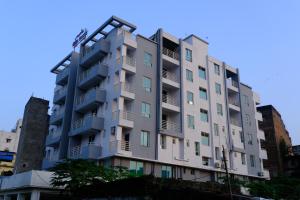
left=0, top=119, right=22, bottom=174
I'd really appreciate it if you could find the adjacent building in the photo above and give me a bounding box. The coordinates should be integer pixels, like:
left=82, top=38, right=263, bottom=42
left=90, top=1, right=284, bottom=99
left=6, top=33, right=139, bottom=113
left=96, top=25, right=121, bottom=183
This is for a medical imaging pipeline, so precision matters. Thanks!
left=257, top=105, right=292, bottom=178
left=43, top=16, right=269, bottom=181
left=0, top=119, right=22, bottom=174
left=14, top=97, right=49, bottom=174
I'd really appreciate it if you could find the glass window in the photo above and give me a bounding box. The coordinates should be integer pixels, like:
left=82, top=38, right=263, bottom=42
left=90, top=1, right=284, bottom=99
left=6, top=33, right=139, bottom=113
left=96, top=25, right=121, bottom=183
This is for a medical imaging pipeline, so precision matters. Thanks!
left=248, top=133, right=253, bottom=145
left=217, top=103, right=223, bottom=116
left=215, top=83, right=221, bottom=95
left=161, top=165, right=172, bottom=178
left=198, top=66, right=206, bottom=80
left=199, top=88, right=207, bottom=100
left=160, top=135, right=166, bottom=149
left=215, top=147, right=220, bottom=160
left=195, top=142, right=200, bottom=156
left=214, top=123, right=219, bottom=136
left=240, top=131, right=245, bottom=143
left=88, top=135, right=95, bottom=144
left=187, top=115, right=195, bottom=129
left=186, top=69, right=193, bottom=82
left=187, top=91, right=194, bottom=104
left=201, top=132, right=209, bottom=146
left=200, top=109, right=208, bottom=122
left=144, top=52, right=152, bottom=67
left=185, top=48, right=192, bottom=62
left=140, top=130, right=150, bottom=147
left=129, top=161, right=144, bottom=176
left=250, top=155, right=255, bottom=167
left=143, top=76, right=151, bottom=92
left=241, top=153, right=246, bottom=165
left=202, top=157, right=210, bottom=166
left=214, top=63, right=220, bottom=75
left=141, top=102, right=150, bottom=118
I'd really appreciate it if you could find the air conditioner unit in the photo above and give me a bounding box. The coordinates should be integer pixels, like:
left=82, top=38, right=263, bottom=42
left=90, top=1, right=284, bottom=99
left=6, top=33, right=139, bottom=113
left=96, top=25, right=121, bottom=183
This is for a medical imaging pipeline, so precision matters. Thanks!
left=215, top=162, right=220, bottom=168
left=257, top=172, right=264, bottom=177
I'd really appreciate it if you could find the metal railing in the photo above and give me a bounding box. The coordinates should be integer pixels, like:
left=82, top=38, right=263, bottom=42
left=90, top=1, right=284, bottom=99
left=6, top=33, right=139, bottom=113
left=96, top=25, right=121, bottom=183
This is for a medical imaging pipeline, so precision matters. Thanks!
left=228, top=97, right=240, bottom=107
left=161, top=120, right=180, bottom=132
left=121, top=140, right=131, bottom=151
left=112, top=110, right=134, bottom=121
left=162, top=94, right=178, bottom=106
left=227, top=78, right=239, bottom=88
left=162, top=69, right=179, bottom=82
left=116, top=56, right=136, bottom=67
left=70, top=146, right=81, bottom=159
left=114, top=82, right=134, bottom=94
left=72, top=113, right=96, bottom=130
left=162, top=47, right=179, bottom=60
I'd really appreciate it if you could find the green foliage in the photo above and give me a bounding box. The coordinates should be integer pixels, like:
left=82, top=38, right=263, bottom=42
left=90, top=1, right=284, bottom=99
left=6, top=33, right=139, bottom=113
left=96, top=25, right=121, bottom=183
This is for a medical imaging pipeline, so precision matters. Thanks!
left=50, top=159, right=129, bottom=195
left=247, top=176, right=300, bottom=200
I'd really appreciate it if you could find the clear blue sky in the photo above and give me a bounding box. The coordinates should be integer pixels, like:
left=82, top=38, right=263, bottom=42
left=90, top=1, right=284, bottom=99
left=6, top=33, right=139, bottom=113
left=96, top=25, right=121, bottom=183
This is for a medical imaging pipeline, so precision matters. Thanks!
left=0, top=1, right=299, bottom=144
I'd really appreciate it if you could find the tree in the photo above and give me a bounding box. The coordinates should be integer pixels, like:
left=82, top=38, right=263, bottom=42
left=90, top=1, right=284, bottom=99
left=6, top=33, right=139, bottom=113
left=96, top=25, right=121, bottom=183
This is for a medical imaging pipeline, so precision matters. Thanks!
left=50, top=159, right=129, bottom=196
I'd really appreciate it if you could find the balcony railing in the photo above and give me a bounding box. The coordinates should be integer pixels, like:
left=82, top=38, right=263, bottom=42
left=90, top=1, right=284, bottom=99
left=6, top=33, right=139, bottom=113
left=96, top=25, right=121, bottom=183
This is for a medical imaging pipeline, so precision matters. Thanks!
left=228, top=97, right=240, bottom=107
left=70, top=145, right=81, bottom=159
left=227, top=79, right=239, bottom=88
left=54, top=87, right=67, bottom=97
left=162, top=47, right=179, bottom=60
left=112, top=110, right=135, bottom=121
left=116, top=56, right=136, bottom=67
left=162, top=69, right=179, bottom=83
left=114, top=82, right=134, bottom=93
left=51, top=106, right=65, bottom=117
left=162, top=94, right=178, bottom=106
left=121, top=140, right=131, bottom=152
left=161, top=120, right=180, bottom=132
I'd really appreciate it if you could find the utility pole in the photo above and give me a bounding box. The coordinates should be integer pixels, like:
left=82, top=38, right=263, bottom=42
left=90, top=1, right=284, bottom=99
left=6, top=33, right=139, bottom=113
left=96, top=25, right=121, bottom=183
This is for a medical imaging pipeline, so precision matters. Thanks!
left=222, top=145, right=233, bottom=200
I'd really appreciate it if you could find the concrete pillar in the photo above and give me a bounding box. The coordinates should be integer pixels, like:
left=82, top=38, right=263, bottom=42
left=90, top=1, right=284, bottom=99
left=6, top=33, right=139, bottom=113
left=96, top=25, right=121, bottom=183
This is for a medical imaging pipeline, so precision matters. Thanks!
left=30, top=191, right=40, bottom=200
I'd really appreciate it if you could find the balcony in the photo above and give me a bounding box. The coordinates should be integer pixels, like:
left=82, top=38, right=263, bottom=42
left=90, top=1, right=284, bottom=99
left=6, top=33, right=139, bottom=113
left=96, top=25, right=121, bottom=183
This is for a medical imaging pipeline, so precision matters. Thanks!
left=162, top=69, right=180, bottom=88
left=42, top=151, right=59, bottom=169
left=69, top=145, right=81, bottom=159
left=226, top=78, right=239, bottom=92
left=56, top=67, right=69, bottom=86
left=45, top=130, right=62, bottom=147
left=256, top=112, right=263, bottom=122
left=112, top=110, right=134, bottom=128
left=49, top=108, right=65, bottom=125
left=75, top=89, right=106, bottom=113
left=118, top=30, right=137, bottom=49
left=162, top=47, right=179, bottom=65
left=260, top=149, right=268, bottom=160
left=116, top=56, right=136, bottom=74
left=162, top=94, right=180, bottom=112
left=109, top=140, right=132, bottom=156
left=81, top=144, right=102, bottom=159
left=70, top=115, right=104, bottom=137
left=78, top=63, right=108, bottom=89
left=161, top=120, right=181, bottom=137
left=114, top=82, right=135, bottom=100
left=53, top=87, right=67, bottom=105
left=80, top=39, right=110, bottom=67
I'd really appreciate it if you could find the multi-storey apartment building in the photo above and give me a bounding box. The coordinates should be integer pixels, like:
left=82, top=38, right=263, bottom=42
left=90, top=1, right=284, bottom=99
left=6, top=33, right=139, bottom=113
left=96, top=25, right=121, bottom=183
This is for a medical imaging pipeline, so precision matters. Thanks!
left=0, top=119, right=22, bottom=174
left=43, top=16, right=269, bottom=181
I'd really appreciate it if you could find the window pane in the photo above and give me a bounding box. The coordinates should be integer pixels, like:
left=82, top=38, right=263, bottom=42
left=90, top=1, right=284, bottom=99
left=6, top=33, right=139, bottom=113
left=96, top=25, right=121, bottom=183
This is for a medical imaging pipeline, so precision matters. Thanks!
left=143, top=77, right=151, bottom=92
left=214, top=123, right=219, bottom=136
left=142, top=103, right=150, bottom=118
left=185, top=48, right=192, bottom=62
left=215, top=83, right=221, bottom=95
left=144, top=52, right=152, bottom=67
left=195, top=142, right=200, bottom=156
left=217, top=103, right=223, bottom=116
left=186, top=69, right=193, bottom=82
left=200, top=109, right=208, bottom=122
left=187, top=91, right=194, bottom=104
left=198, top=67, right=206, bottom=79
left=188, top=115, right=195, bottom=129
left=214, top=63, right=220, bottom=75
left=199, top=88, right=207, bottom=100
left=201, top=132, right=209, bottom=146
